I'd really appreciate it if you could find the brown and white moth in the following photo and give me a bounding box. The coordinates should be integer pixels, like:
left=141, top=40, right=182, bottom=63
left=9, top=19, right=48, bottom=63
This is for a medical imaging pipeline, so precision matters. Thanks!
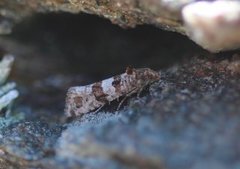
left=65, top=67, right=160, bottom=117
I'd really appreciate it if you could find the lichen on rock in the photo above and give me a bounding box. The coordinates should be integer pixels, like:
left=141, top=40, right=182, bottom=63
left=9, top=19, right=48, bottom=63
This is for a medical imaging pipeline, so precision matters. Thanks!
left=0, top=55, right=18, bottom=117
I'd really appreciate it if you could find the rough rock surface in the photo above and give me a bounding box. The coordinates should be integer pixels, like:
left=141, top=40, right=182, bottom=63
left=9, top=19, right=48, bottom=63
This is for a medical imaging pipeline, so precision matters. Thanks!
left=52, top=56, right=240, bottom=169
left=1, top=0, right=240, bottom=51
left=1, top=55, right=240, bottom=169
left=0, top=11, right=240, bottom=169
left=0, top=0, right=187, bottom=33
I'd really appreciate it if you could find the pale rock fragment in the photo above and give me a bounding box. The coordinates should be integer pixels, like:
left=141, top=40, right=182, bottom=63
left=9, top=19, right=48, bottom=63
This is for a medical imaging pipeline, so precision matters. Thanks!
left=182, top=0, right=240, bottom=52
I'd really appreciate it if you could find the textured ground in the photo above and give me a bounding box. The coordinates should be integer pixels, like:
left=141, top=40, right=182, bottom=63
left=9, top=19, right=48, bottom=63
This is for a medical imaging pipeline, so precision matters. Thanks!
left=0, top=13, right=239, bottom=169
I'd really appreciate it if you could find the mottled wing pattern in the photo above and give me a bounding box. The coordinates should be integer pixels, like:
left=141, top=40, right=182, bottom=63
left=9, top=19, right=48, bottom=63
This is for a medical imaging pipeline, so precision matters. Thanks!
left=65, top=68, right=160, bottom=117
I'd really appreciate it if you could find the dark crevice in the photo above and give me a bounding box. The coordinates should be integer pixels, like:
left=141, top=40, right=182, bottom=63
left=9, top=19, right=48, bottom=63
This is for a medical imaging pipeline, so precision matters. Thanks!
left=0, top=12, right=207, bottom=121
left=7, top=12, right=205, bottom=79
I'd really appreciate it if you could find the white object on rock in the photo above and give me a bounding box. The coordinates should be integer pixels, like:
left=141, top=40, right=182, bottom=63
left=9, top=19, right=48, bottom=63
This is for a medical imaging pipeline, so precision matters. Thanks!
left=0, top=90, right=19, bottom=111
left=0, top=54, right=14, bottom=84
left=182, top=0, right=240, bottom=52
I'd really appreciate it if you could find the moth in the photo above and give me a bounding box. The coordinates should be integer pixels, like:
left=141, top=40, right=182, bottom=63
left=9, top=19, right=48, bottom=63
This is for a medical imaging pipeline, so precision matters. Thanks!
left=65, top=67, right=160, bottom=117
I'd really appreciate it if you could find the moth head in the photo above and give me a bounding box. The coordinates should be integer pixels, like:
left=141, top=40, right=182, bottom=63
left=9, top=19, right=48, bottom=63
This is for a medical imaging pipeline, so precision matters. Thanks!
left=137, top=68, right=160, bottom=83
left=125, top=66, right=134, bottom=75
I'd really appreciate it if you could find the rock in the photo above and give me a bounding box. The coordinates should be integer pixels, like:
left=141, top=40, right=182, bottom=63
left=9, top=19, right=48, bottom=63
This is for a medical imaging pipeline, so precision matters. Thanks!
left=1, top=54, right=240, bottom=168
left=0, top=10, right=240, bottom=168
left=51, top=56, right=240, bottom=169
left=182, top=1, right=240, bottom=52
left=0, top=121, right=62, bottom=168
left=1, top=0, right=240, bottom=51
left=56, top=113, right=164, bottom=169
left=0, top=0, right=186, bottom=33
